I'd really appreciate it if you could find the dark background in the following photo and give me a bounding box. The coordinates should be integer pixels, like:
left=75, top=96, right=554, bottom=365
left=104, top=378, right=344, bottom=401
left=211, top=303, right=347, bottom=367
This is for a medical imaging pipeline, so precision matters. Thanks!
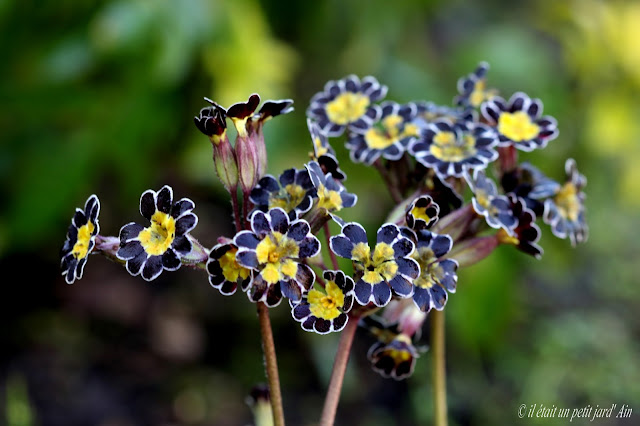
left=1, top=0, right=639, bottom=425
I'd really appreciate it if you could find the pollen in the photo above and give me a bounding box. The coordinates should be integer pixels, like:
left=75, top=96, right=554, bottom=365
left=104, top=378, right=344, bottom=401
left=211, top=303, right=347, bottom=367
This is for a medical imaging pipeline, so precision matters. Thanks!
left=71, top=222, right=95, bottom=259
left=139, top=211, right=176, bottom=256
left=219, top=247, right=250, bottom=282
left=308, top=281, right=345, bottom=320
left=498, top=110, right=540, bottom=142
left=325, top=92, right=370, bottom=125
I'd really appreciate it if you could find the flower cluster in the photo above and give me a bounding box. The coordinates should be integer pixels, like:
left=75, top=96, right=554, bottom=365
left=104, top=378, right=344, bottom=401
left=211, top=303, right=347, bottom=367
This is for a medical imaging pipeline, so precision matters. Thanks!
left=61, top=62, right=587, bottom=386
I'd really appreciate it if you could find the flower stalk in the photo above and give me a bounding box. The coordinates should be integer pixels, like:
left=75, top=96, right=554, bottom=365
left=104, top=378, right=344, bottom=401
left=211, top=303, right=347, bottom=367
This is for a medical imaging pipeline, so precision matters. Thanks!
left=258, top=302, right=286, bottom=426
left=431, top=309, right=448, bottom=426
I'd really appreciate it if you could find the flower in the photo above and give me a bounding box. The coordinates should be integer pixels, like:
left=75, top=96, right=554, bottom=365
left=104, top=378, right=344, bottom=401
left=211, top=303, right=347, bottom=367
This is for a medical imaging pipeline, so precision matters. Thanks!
left=345, top=101, right=421, bottom=165
left=405, top=195, right=440, bottom=230
left=465, top=170, right=518, bottom=235
left=60, top=194, right=100, bottom=284
left=401, top=227, right=458, bottom=312
left=454, top=62, right=498, bottom=108
left=501, top=162, right=560, bottom=217
left=409, top=119, right=498, bottom=179
left=307, top=118, right=346, bottom=181
left=307, top=75, right=387, bottom=137
left=481, top=91, right=558, bottom=151
left=292, top=270, right=355, bottom=334
left=306, top=161, right=357, bottom=213
left=330, top=222, right=419, bottom=307
left=250, top=168, right=315, bottom=220
left=117, top=185, right=197, bottom=281
left=234, top=208, right=320, bottom=306
left=368, top=333, right=419, bottom=380
left=207, top=241, right=253, bottom=295
left=543, top=158, right=588, bottom=246
left=504, top=195, right=544, bottom=259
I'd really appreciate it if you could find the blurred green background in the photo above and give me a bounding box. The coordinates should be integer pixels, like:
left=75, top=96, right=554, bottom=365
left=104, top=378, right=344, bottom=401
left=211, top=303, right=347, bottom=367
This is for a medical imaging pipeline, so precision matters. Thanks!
left=1, top=0, right=639, bottom=425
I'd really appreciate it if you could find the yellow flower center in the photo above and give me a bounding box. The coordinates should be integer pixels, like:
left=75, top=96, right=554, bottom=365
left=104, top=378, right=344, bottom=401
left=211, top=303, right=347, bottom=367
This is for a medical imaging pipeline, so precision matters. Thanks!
left=364, top=115, right=420, bottom=150
left=139, top=211, right=176, bottom=256
left=429, top=131, right=477, bottom=162
left=255, top=232, right=300, bottom=284
left=268, top=184, right=307, bottom=212
left=554, top=182, right=581, bottom=222
left=475, top=188, right=491, bottom=209
left=468, top=80, right=496, bottom=108
left=352, top=242, right=399, bottom=284
left=316, top=184, right=343, bottom=212
left=71, top=222, right=95, bottom=259
left=381, top=334, right=413, bottom=363
left=412, top=247, right=444, bottom=289
left=497, top=111, right=540, bottom=142
left=325, top=92, right=370, bottom=125
left=313, top=136, right=329, bottom=157
left=410, top=205, right=432, bottom=224
left=219, top=247, right=251, bottom=282
left=308, top=280, right=345, bottom=320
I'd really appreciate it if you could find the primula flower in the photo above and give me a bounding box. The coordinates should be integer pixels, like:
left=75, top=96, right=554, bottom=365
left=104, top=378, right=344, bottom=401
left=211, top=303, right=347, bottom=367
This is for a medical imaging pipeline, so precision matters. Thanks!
left=454, top=62, right=498, bottom=108
left=330, top=222, right=419, bottom=307
left=306, top=161, right=357, bottom=213
left=292, top=270, right=355, bottom=334
left=60, top=194, right=100, bottom=284
left=401, top=227, right=458, bottom=312
left=409, top=119, right=498, bottom=180
left=207, top=242, right=253, bottom=295
left=117, top=186, right=197, bottom=281
left=307, top=75, right=387, bottom=137
left=307, top=118, right=346, bottom=181
left=481, top=92, right=558, bottom=151
left=405, top=195, right=440, bottom=230
left=346, top=101, right=421, bottom=165
left=505, top=195, right=544, bottom=259
left=543, top=158, right=588, bottom=246
left=414, top=101, right=474, bottom=125
left=250, top=168, right=315, bottom=220
left=466, top=170, right=518, bottom=235
left=234, top=208, right=320, bottom=306
left=501, top=162, right=560, bottom=217
left=368, top=333, right=420, bottom=380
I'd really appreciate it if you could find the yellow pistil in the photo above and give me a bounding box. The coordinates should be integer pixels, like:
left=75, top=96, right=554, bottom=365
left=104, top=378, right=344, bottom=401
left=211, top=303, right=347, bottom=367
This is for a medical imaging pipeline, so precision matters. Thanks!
left=219, top=247, right=251, bottom=282
left=308, top=281, right=345, bottom=320
left=354, top=242, right=399, bottom=284
left=497, top=111, right=540, bottom=142
left=412, top=247, right=444, bottom=289
left=268, top=184, right=307, bottom=212
left=554, top=182, right=581, bottom=222
left=255, top=232, right=300, bottom=284
left=71, top=222, right=95, bottom=259
left=139, top=211, right=176, bottom=256
left=325, top=92, right=370, bottom=125
left=430, top=131, right=477, bottom=162
left=316, top=184, right=343, bottom=211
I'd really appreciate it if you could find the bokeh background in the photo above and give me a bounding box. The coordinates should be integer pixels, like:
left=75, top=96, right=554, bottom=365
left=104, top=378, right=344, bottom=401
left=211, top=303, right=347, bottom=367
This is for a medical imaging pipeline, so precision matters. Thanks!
left=1, top=0, right=639, bottom=425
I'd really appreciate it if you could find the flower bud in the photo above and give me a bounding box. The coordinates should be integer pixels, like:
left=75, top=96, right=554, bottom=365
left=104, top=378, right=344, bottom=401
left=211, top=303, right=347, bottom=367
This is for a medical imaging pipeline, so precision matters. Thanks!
left=246, top=384, right=273, bottom=426
left=431, top=203, right=475, bottom=241
left=445, top=235, right=499, bottom=267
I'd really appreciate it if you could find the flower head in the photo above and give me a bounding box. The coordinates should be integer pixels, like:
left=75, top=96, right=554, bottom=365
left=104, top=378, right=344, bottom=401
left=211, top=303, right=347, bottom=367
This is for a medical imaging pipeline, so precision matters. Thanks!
left=367, top=332, right=419, bottom=380
left=346, top=101, right=421, bottom=165
left=250, top=168, right=315, bottom=220
left=401, top=227, right=458, bottom=312
left=307, top=75, right=387, bottom=137
left=234, top=208, right=320, bottom=306
left=61, top=194, right=100, bottom=284
left=505, top=195, right=544, bottom=259
left=292, top=270, right=355, bottom=334
left=454, top=62, right=498, bottom=108
left=409, top=119, right=498, bottom=179
left=330, top=222, right=419, bottom=307
left=117, top=185, right=197, bottom=281
left=466, top=170, right=518, bottom=235
left=543, top=159, right=588, bottom=246
left=405, top=195, right=440, bottom=230
left=501, top=162, right=560, bottom=217
left=194, top=98, right=228, bottom=144
left=481, top=92, right=558, bottom=151
left=207, top=241, right=253, bottom=295
left=307, top=118, right=346, bottom=181
left=306, top=161, right=357, bottom=213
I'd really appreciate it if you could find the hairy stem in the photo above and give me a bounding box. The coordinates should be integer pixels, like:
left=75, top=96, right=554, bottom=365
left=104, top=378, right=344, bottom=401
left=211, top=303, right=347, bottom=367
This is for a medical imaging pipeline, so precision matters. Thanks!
left=257, top=302, right=286, bottom=426
left=319, top=315, right=359, bottom=426
left=230, top=188, right=243, bottom=232
left=431, top=310, right=448, bottom=426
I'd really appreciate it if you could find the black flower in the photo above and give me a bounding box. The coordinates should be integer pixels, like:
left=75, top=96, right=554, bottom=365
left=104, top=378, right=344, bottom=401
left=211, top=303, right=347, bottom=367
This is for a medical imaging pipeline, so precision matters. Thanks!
left=481, top=92, right=558, bottom=151
left=368, top=333, right=419, bottom=380
left=466, top=170, right=518, bottom=235
left=117, top=186, right=197, bottom=281
left=306, top=161, right=357, bottom=213
left=454, top=62, right=498, bottom=108
left=307, top=118, right=346, bottom=181
left=307, top=75, right=387, bottom=137
left=330, top=222, right=419, bottom=307
left=234, top=208, right=320, bottom=306
left=61, top=195, right=100, bottom=284
left=506, top=195, right=544, bottom=259
left=250, top=168, right=315, bottom=220
left=292, top=270, right=355, bottom=334
left=405, top=195, right=440, bottom=230
left=207, top=242, right=253, bottom=295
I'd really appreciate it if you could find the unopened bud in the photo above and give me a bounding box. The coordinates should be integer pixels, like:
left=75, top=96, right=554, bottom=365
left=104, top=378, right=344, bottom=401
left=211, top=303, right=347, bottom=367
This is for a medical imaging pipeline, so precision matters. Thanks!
left=446, top=235, right=499, bottom=267
left=246, top=384, right=273, bottom=426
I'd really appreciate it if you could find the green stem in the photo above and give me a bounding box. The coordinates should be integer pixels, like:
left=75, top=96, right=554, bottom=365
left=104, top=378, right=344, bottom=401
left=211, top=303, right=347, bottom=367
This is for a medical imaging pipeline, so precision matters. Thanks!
left=431, top=310, right=448, bottom=426
left=319, top=315, right=359, bottom=426
left=257, top=302, right=285, bottom=426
